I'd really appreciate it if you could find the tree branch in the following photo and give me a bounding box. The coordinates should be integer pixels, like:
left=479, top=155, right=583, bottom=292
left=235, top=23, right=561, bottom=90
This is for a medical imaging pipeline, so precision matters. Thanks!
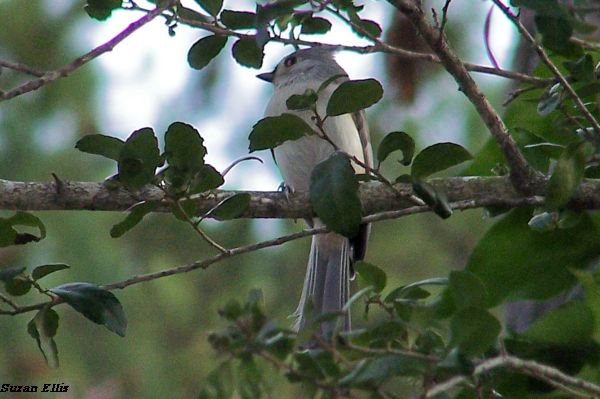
left=491, top=0, right=600, bottom=136
left=0, top=194, right=543, bottom=317
left=0, top=59, right=46, bottom=77
left=425, top=355, right=600, bottom=398
left=389, top=0, right=542, bottom=194
left=0, top=0, right=176, bottom=102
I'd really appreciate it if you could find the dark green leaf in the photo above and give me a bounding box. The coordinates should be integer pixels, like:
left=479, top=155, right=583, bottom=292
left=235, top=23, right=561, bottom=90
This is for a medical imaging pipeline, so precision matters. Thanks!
left=535, top=15, right=581, bottom=57
left=194, top=0, right=223, bottom=17
left=8, top=212, right=46, bottom=241
left=412, top=142, right=472, bottom=179
left=412, top=180, right=453, bottom=219
left=545, top=142, right=586, bottom=209
left=467, top=208, right=600, bottom=306
left=449, top=307, right=500, bottom=355
left=0, top=220, right=17, bottom=247
left=326, top=79, right=383, bottom=116
left=27, top=306, right=59, bottom=368
left=190, top=164, right=225, bottom=193
left=187, top=35, right=228, bottom=70
left=263, top=332, right=294, bottom=360
left=177, top=6, right=210, bottom=22
left=220, top=10, right=256, bottom=29
left=198, top=362, right=234, bottom=399
left=84, top=0, right=121, bottom=20
left=565, top=54, right=596, bottom=83
left=522, top=302, right=594, bottom=346
left=286, top=89, right=318, bottom=111
left=384, top=277, right=447, bottom=303
left=0, top=266, right=26, bottom=282
left=249, top=113, right=315, bottom=152
left=448, top=271, right=487, bottom=310
left=355, top=261, right=387, bottom=293
left=377, top=131, right=415, bottom=166
left=118, top=127, right=161, bottom=190
left=51, top=282, right=127, bottom=337
left=164, top=122, right=206, bottom=172
left=231, top=37, right=264, bottom=69
left=301, top=16, right=332, bottom=34
left=206, top=193, right=250, bottom=220
left=354, top=19, right=382, bottom=38
left=340, top=355, right=423, bottom=386
left=110, top=201, right=159, bottom=238
left=75, top=134, right=124, bottom=161
left=32, top=264, right=70, bottom=281
left=5, top=277, right=32, bottom=296
left=310, top=152, right=361, bottom=238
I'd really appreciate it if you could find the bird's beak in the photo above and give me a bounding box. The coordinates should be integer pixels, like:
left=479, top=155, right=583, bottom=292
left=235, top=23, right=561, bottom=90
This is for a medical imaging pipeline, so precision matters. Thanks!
left=256, top=70, right=275, bottom=83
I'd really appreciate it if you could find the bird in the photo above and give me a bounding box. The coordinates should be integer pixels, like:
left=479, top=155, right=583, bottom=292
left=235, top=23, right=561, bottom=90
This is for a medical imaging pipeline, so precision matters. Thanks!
left=257, top=47, right=373, bottom=336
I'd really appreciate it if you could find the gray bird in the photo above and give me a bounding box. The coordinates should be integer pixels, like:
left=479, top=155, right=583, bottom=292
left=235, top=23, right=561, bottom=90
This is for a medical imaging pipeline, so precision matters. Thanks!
left=258, top=47, right=373, bottom=336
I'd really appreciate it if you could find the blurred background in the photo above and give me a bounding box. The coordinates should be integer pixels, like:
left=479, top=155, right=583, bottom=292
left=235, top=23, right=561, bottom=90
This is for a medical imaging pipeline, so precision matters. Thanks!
left=0, top=0, right=519, bottom=397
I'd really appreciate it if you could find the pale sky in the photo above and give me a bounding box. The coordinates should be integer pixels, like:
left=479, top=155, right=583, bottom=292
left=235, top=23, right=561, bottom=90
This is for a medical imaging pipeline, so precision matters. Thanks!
left=89, top=0, right=516, bottom=191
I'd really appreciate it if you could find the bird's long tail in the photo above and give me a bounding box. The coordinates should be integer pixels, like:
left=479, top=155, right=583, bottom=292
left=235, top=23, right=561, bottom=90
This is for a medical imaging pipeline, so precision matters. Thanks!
left=292, top=232, right=351, bottom=336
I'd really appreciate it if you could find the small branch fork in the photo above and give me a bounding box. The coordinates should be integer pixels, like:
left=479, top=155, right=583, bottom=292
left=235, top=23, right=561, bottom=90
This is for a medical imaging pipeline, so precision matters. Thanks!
left=0, top=195, right=542, bottom=317
left=389, top=0, right=542, bottom=194
left=491, top=0, right=600, bottom=137
left=0, top=0, right=177, bottom=102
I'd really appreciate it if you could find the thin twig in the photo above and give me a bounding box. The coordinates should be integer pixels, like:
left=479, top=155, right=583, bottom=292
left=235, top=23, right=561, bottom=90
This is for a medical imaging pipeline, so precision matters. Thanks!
left=0, top=59, right=46, bottom=77
left=0, top=0, right=176, bottom=101
left=424, top=355, right=600, bottom=398
left=0, top=195, right=543, bottom=317
left=492, top=0, right=600, bottom=136
left=0, top=292, right=20, bottom=310
left=173, top=199, right=228, bottom=253
left=390, top=0, right=542, bottom=194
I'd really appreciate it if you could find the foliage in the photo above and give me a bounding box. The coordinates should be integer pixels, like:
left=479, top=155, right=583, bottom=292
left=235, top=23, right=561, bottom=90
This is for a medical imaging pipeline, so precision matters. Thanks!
left=2, top=0, right=600, bottom=398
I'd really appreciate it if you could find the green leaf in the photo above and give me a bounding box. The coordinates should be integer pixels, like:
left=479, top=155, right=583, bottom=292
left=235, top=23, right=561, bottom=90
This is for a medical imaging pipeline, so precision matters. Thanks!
left=340, top=355, right=424, bottom=386
left=522, top=302, right=594, bottom=346
left=32, top=264, right=70, bottom=281
left=194, top=0, right=223, bottom=17
left=0, top=211, right=45, bottom=247
left=220, top=10, right=256, bottom=29
left=27, top=306, right=59, bottom=368
left=565, top=54, right=596, bottom=83
left=535, top=15, right=581, bottom=57
left=467, top=208, right=600, bottom=306
left=164, top=122, right=206, bottom=172
left=110, top=201, right=159, bottom=238
left=286, top=89, right=318, bottom=111
left=231, top=37, right=264, bottom=69
left=206, top=193, right=250, bottom=220
left=449, top=307, right=500, bottom=355
left=326, top=79, right=383, bottom=116
left=412, top=142, right=472, bottom=179
left=51, top=282, right=127, bottom=337
left=0, top=266, right=26, bottom=282
left=448, top=271, right=487, bottom=310
left=411, top=180, right=453, bottom=219
left=354, top=19, right=382, bottom=38
left=75, top=134, right=124, bottom=161
left=84, top=0, right=121, bottom=20
left=377, top=131, right=415, bottom=166
left=187, top=35, right=228, bottom=70
left=198, top=362, right=234, bottom=399
left=355, top=261, right=387, bottom=293
left=545, top=142, right=586, bottom=209
left=248, top=114, right=314, bottom=152
left=310, top=152, right=361, bottom=238
left=190, top=164, right=225, bottom=193
left=300, top=16, right=332, bottom=34
left=5, top=277, right=32, bottom=296
left=118, top=127, right=161, bottom=190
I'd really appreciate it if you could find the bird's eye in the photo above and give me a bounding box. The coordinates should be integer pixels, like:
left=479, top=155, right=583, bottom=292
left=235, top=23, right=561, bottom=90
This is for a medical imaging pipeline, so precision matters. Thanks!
left=284, top=56, right=297, bottom=67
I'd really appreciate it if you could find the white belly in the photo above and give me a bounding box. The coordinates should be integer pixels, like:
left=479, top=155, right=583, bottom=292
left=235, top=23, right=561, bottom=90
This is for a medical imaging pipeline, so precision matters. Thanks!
left=265, top=82, right=366, bottom=192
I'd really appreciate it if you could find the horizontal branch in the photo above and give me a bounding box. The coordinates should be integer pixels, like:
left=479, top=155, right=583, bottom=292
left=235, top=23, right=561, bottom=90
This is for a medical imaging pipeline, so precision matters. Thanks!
left=2, top=176, right=600, bottom=218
